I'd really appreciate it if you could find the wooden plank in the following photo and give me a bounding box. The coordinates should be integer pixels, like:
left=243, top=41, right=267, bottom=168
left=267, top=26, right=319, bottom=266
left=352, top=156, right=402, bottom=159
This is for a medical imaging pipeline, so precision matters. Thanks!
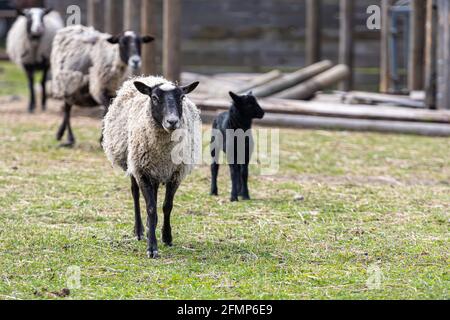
left=306, top=0, right=322, bottom=65
left=380, top=0, right=393, bottom=93
left=436, top=0, right=450, bottom=109
left=141, top=0, right=157, bottom=75
left=200, top=111, right=450, bottom=137
left=425, top=0, right=438, bottom=109
left=408, top=0, right=426, bottom=91
left=191, top=96, right=450, bottom=124
left=338, top=0, right=354, bottom=91
left=104, top=0, right=123, bottom=35
left=124, top=0, right=141, bottom=32
left=87, top=0, right=104, bottom=31
left=273, top=65, right=350, bottom=100
left=343, top=91, right=425, bottom=108
left=163, top=0, right=182, bottom=82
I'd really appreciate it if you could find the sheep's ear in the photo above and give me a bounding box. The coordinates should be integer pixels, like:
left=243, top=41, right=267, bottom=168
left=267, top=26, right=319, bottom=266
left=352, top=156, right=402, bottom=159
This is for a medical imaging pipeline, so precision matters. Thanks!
left=107, top=36, right=120, bottom=44
left=141, top=35, right=155, bottom=43
left=181, top=81, right=200, bottom=95
left=16, top=9, right=25, bottom=16
left=43, top=8, right=53, bottom=15
left=134, top=81, right=152, bottom=96
left=229, top=91, right=242, bottom=104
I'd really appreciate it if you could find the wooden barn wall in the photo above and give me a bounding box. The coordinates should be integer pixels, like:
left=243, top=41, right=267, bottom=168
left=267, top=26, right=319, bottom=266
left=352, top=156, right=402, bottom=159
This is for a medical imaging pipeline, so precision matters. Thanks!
left=45, top=0, right=381, bottom=90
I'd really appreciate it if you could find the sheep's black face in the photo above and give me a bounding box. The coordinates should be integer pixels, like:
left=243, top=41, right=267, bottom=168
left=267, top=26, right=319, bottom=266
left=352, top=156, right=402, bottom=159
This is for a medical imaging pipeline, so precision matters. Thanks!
left=230, top=92, right=265, bottom=119
left=18, top=7, right=52, bottom=40
left=107, top=31, right=154, bottom=71
left=134, top=81, right=200, bottom=133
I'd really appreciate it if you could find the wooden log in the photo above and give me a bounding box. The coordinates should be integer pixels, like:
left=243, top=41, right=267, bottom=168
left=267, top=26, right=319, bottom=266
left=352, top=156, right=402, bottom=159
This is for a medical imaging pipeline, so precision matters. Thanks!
left=424, top=0, right=437, bottom=109
left=124, top=0, right=141, bottom=32
left=237, top=70, right=283, bottom=94
left=200, top=111, right=450, bottom=137
left=141, top=0, right=157, bottom=75
left=163, top=0, right=182, bottom=82
left=343, top=91, right=425, bottom=108
left=87, top=0, right=104, bottom=31
left=105, top=0, right=123, bottom=35
left=380, top=0, right=393, bottom=93
left=272, top=65, right=350, bottom=100
left=191, top=96, right=450, bottom=124
left=436, top=0, right=450, bottom=109
left=306, top=0, right=322, bottom=65
left=251, top=61, right=333, bottom=98
left=338, top=0, right=354, bottom=91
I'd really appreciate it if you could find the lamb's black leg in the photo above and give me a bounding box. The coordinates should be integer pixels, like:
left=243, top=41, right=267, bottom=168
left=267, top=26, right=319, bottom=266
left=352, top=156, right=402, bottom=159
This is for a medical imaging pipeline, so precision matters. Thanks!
left=211, top=163, right=219, bottom=196
left=240, top=164, right=250, bottom=200
left=41, top=64, right=49, bottom=111
left=140, top=176, right=159, bottom=259
left=131, top=176, right=143, bottom=241
left=57, top=103, right=75, bottom=147
left=24, top=66, right=36, bottom=113
left=229, top=164, right=240, bottom=202
left=162, top=179, right=180, bottom=247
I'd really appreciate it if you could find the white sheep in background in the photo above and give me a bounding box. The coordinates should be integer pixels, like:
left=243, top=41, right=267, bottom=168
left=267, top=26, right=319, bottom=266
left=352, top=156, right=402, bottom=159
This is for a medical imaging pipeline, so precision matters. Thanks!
left=51, top=25, right=154, bottom=146
left=6, top=8, right=64, bottom=113
left=103, top=76, right=201, bottom=258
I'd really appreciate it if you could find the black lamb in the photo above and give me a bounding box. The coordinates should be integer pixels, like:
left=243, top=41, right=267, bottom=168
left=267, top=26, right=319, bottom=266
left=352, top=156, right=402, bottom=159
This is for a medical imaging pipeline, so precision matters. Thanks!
left=210, top=92, right=265, bottom=202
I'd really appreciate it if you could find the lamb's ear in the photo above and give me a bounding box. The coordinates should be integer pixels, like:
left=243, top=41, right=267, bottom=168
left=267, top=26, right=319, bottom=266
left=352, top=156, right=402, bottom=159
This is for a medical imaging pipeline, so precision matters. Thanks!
left=141, top=35, right=155, bottom=43
left=134, top=81, right=152, bottom=96
left=107, top=35, right=120, bottom=44
left=16, top=9, right=25, bottom=16
left=229, top=91, right=242, bottom=104
left=43, top=8, right=53, bottom=15
left=181, top=81, right=200, bottom=95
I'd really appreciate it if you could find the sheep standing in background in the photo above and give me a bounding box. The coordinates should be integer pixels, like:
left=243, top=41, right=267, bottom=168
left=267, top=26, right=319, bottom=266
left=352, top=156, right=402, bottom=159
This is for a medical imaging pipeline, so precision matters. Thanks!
left=210, top=92, right=265, bottom=202
left=51, top=25, right=154, bottom=146
left=6, top=8, right=64, bottom=113
left=103, top=76, right=201, bottom=258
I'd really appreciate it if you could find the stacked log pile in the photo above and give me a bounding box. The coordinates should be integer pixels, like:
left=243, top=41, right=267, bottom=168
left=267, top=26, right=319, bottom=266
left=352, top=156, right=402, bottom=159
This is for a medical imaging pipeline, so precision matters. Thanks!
left=184, top=62, right=450, bottom=137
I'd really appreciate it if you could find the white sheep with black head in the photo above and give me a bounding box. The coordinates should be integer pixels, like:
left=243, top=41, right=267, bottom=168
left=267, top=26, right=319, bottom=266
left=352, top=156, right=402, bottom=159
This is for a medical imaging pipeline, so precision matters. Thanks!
left=51, top=25, right=154, bottom=146
left=102, top=76, right=201, bottom=258
left=6, top=7, right=64, bottom=112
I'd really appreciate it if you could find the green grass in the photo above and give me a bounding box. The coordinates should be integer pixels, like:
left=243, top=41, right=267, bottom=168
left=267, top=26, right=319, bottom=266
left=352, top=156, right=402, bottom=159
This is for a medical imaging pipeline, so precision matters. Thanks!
left=0, top=109, right=448, bottom=300
left=0, top=61, right=30, bottom=96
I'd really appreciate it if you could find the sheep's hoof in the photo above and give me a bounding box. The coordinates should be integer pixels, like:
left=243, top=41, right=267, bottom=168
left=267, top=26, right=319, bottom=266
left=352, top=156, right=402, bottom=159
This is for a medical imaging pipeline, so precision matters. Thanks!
left=230, top=197, right=239, bottom=202
left=59, top=141, right=75, bottom=148
left=241, top=196, right=251, bottom=201
left=147, top=250, right=159, bottom=259
left=210, top=191, right=218, bottom=196
left=136, top=234, right=144, bottom=241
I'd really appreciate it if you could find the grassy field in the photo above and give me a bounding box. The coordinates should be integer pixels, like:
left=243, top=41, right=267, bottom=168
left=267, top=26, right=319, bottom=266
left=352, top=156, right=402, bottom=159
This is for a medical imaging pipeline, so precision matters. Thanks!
left=0, top=63, right=448, bottom=300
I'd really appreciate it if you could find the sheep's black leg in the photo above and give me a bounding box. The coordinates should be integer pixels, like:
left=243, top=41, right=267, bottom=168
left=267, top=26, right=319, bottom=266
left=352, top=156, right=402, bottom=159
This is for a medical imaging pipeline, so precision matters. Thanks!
left=162, top=179, right=180, bottom=247
left=41, top=64, right=49, bottom=111
left=211, top=163, right=219, bottom=196
left=131, top=176, right=143, bottom=241
left=24, top=65, right=36, bottom=113
left=57, top=103, right=75, bottom=147
left=229, top=164, right=240, bottom=202
left=140, top=176, right=159, bottom=258
left=240, top=164, right=250, bottom=200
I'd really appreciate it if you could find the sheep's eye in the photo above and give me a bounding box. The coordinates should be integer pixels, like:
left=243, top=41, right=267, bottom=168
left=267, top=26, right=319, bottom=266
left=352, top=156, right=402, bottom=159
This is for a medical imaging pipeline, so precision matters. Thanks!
left=152, top=95, right=159, bottom=103
left=181, top=95, right=186, bottom=101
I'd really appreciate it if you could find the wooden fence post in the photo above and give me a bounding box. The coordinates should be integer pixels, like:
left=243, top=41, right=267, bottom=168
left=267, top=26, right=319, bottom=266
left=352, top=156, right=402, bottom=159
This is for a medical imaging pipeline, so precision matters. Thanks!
left=380, top=0, right=393, bottom=93
left=408, top=0, right=426, bottom=91
left=306, top=0, right=322, bottom=65
left=163, top=0, right=181, bottom=82
left=124, top=0, right=142, bottom=32
left=339, top=0, right=354, bottom=91
left=141, top=0, right=157, bottom=75
left=87, top=0, right=104, bottom=31
left=425, top=0, right=437, bottom=109
left=105, top=0, right=123, bottom=35
left=436, top=0, right=450, bottom=109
